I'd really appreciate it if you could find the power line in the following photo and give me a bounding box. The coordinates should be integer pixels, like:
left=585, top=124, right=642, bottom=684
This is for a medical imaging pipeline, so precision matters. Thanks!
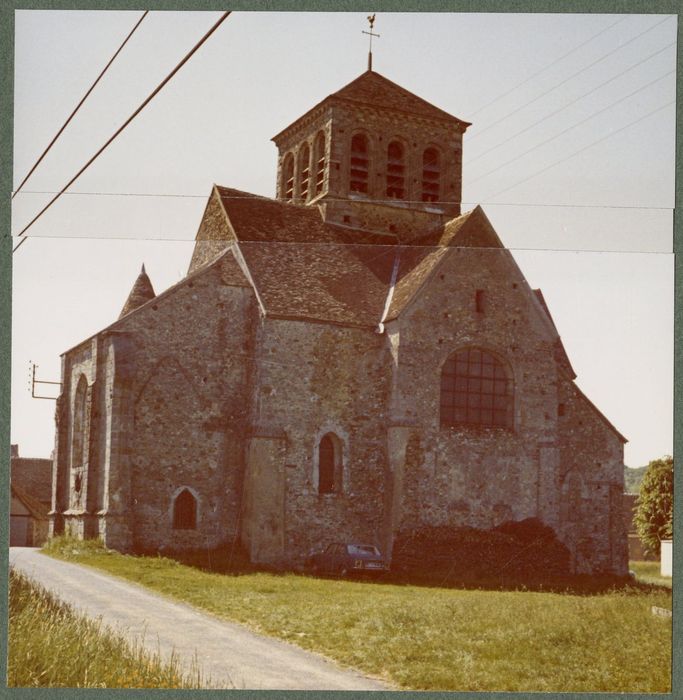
left=12, top=11, right=149, bottom=200
left=467, top=41, right=675, bottom=167
left=469, top=15, right=627, bottom=117
left=485, top=99, right=675, bottom=200
left=12, top=11, right=232, bottom=253
left=467, top=14, right=674, bottom=143
left=468, top=69, right=674, bottom=186
left=11, top=190, right=673, bottom=211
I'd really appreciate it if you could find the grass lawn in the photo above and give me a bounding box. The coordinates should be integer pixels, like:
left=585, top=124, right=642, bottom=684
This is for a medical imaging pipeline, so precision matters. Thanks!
left=43, top=538, right=671, bottom=692
left=8, top=568, right=203, bottom=688
left=630, top=560, right=672, bottom=588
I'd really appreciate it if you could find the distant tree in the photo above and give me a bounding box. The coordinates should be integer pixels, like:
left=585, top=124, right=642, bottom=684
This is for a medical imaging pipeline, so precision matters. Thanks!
left=634, top=456, right=673, bottom=557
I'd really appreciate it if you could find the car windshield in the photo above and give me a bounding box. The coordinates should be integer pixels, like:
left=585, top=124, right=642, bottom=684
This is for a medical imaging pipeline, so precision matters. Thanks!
left=347, top=544, right=380, bottom=557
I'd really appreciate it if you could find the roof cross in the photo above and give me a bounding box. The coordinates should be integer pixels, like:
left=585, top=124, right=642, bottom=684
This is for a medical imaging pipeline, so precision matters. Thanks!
left=362, top=14, right=380, bottom=71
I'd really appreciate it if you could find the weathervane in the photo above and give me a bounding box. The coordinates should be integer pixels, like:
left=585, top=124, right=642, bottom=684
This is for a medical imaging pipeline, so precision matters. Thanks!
left=362, top=14, right=380, bottom=71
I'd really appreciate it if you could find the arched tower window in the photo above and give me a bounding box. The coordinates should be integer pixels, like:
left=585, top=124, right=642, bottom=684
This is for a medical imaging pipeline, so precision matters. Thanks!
left=173, top=488, right=197, bottom=530
left=282, top=153, right=295, bottom=200
left=349, top=134, right=369, bottom=193
left=422, top=147, right=441, bottom=202
left=314, top=131, right=326, bottom=196
left=299, top=143, right=311, bottom=201
left=318, top=433, right=343, bottom=494
left=386, top=141, right=406, bottom=199
left=71, top=374, right=88, bottom=469
left=440, top=348, right=513, bottom=428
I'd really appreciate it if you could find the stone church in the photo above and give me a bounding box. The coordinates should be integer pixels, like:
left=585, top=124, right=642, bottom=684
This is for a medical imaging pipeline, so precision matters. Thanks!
left=50, top=68, right=628, bottom=576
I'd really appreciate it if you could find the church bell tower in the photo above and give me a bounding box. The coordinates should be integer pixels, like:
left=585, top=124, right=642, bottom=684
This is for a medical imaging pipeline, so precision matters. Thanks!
left=271, top=66, right=471, bottom=242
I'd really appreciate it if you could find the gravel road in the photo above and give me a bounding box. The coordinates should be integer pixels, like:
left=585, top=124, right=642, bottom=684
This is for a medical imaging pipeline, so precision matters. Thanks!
left=9, top=547, right=390, bottom=690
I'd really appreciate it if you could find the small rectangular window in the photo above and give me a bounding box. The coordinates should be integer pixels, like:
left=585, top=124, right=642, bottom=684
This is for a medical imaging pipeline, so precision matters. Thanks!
left=558, top=403, right=566, bottom=416
left=475, top=289, right=485, bottom=313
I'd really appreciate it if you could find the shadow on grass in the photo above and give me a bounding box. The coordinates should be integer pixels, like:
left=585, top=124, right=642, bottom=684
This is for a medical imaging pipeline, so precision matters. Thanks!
left=153, top=542, right=669, bottom=597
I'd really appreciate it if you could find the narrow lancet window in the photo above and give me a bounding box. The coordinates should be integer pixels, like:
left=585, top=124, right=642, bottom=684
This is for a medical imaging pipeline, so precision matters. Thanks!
left=173, top=488, right=197, bottom=530
left=386, top=141, right=405, bottom=199
left=422, top=147, right=441, bottom=202
left=349, top=134, right=369, bottom=193
left=283, top=153, right=295, bottom=200
left=299, top=143, right=310, bottom=201
left=314, top=131, right=326, bottom=196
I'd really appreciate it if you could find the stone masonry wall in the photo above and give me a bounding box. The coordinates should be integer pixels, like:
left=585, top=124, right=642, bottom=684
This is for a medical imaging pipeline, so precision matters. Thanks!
left=56, top=255, right=258, bottom=552
left=557, top=380, right=627, bottom=575
left=385, top=246, right=563, bottom=546
left=242, top=317, right=393, bottom=565
left=114, top=259, right=256, bottom=551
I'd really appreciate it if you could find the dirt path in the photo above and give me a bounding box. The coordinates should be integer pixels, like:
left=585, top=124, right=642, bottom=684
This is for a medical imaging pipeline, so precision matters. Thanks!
left=9, top=547, right=390, bottom=690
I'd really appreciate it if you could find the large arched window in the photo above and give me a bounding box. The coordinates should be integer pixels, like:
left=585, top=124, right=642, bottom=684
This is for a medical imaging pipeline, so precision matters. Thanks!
left=173, top=488, right=197, bottom=530
left=299, top=143, right=311, bottom=201
left=71, top=374, right=88, bottom=469
left=349, top=134, right=369, bottom=193
left=282, top=153, right=295, bottom=200
left=440, top=348, right=513, bottom=428
left=317, top=433, right=342, bottom=494
left=314, top=131, right=326, bottom=196
left=386, top=141, right=405, bottom=199
left=422, top=147, right=441, bottom=202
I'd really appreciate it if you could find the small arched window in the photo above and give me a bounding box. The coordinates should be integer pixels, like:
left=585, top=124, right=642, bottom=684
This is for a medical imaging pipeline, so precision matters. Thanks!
left=422, top=147, right=440, bottom=202
left=386, top=141, right=406, bottom=199
left=71, top=374, right=88, bottom=469
left=173, top=488, right=197, bottom=530
left=314, top=131, right=326, bottom=196
left=318, top=433, right=342, bottom=494
left=282, top=153, right=295, bottom=200
left=440, top=348, right=513, bottom=428
left=349, top=134, right=369, bottom=193
left=299, top=143, right=311, bottom=201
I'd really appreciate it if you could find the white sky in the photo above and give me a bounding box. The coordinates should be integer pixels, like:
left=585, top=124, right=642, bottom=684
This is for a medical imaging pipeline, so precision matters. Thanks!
left=10, top=10, right=676, bottom=468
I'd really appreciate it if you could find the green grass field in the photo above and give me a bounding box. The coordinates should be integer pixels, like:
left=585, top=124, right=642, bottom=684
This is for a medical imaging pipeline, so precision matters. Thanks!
left=43, top=538, right=671, bottom=692
left=630, top=560, right=672, bottom=588
left=8, top=568, right=203, bottom=688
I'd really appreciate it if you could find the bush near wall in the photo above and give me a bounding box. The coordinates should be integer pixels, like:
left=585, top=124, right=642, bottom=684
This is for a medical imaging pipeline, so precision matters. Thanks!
left=391, top=519, right=571, bottom=586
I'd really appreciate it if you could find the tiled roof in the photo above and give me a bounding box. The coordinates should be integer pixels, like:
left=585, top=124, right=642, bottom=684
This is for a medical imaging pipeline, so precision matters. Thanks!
left=11, top=482, right=50, bottom=519
left=11, top=457, right=52, bottom=505
left=331, top=70, right=470, bottom=128
left=238, top=241, right=396, bottom=326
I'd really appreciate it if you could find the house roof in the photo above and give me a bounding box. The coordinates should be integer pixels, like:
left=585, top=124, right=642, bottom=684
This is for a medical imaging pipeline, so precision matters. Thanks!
left=11, top=482, right=49, bottom=520
left=10, top=457, right=52, bottom=504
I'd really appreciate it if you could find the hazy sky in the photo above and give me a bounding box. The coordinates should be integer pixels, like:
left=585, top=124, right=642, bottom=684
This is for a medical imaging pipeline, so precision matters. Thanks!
left=10, top=10, right=676, bottom=467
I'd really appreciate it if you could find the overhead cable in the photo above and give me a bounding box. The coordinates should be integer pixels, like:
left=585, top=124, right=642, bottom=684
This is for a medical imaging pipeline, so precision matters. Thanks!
left=12, top=11, right=149, bottom=200
left=467, top=41, right=675, bottom=166
left=468, top=69, right=674, bottom=186
left=469, top=15, right=627, bottom=117
left=485, top=99, right=675, bottom=200
left=12, top=10, right=232, bottom=253
left=468, top=14, right=674, bottom=143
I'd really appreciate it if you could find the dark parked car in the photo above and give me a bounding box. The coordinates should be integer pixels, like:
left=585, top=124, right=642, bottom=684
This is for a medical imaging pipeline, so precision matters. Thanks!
left=305, top=543, right=388, bottom=578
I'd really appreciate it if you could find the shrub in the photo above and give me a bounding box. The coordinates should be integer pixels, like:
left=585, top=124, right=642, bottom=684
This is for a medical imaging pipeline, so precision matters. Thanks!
left=634, top=456, right=673, bottom=557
